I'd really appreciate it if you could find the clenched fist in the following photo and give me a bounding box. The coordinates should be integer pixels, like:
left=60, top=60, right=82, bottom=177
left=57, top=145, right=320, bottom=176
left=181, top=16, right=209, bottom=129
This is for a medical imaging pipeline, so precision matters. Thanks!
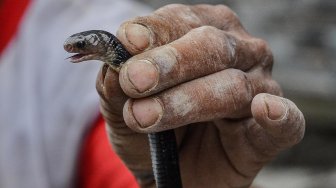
left=96, top=4, right=305, bottom=188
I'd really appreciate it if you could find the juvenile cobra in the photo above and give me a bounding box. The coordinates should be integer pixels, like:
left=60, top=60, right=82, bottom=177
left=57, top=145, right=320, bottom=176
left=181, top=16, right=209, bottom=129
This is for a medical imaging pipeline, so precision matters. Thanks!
left=64, top=30, right=182, bottom=188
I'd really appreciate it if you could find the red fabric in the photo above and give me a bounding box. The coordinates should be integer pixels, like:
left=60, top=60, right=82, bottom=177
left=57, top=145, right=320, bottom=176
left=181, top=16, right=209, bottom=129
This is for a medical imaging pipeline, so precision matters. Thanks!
left=78, top=116, right=139, bottom=188
left=0, top=0, right=30, bottom=55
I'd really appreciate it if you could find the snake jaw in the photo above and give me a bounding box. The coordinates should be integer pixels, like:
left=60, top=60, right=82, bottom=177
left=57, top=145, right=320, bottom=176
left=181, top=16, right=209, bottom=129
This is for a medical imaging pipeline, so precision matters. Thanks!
left=66, top=53, right=98, bottom=63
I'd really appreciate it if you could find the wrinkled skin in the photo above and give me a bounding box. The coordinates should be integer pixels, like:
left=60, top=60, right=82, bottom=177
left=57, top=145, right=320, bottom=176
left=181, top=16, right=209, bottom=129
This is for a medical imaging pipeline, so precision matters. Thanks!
left=96, top=4, right=305, bottom=188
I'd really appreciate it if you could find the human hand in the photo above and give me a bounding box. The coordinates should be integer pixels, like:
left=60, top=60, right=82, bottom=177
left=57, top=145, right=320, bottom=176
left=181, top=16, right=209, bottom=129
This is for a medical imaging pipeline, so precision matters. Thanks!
left=96, top=4, right=305, bottom=188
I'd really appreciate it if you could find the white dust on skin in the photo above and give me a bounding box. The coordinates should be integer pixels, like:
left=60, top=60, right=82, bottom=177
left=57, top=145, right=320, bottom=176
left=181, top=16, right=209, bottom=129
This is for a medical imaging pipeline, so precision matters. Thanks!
left=175, top=6, right=202, bottom=27
left=202, top=73, right=238, bottom=114
left=169, top=90, right=196, bottom=117
left=151, top=46, right=178, bottom=75
left=210, top=78, right=230, bottom=100
left=225, top=35, right=237, bottom=65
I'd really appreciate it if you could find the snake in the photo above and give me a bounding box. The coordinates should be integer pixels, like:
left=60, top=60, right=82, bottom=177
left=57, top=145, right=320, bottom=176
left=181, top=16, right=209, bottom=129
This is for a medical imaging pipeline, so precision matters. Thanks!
left=64, top=30, right=182, bottom=188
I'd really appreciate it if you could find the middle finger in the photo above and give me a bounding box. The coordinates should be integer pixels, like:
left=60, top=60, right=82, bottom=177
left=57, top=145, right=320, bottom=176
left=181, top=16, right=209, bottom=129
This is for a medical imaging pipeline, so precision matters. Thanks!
left=122, top=68, right=280, bottom=133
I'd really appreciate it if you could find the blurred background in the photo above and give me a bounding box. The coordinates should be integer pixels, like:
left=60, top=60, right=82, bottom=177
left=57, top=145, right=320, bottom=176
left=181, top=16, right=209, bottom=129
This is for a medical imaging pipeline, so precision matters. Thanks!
left=138, top=1, right=336, bottom=188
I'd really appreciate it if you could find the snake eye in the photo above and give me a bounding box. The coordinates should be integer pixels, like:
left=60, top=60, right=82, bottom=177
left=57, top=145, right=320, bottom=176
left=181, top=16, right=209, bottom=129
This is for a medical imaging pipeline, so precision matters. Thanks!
left=76, top=41, right=86, bottom=49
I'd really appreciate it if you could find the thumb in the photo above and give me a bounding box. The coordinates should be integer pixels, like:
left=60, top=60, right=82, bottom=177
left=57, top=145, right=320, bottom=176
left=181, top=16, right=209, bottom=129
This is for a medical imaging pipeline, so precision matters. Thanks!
left=251, top=93, right=305, bottom=149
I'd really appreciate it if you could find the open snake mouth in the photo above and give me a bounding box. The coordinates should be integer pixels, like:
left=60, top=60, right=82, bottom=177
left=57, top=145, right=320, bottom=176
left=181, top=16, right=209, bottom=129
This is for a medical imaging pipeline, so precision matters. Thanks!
left=66, top=53, right=96, bottom=63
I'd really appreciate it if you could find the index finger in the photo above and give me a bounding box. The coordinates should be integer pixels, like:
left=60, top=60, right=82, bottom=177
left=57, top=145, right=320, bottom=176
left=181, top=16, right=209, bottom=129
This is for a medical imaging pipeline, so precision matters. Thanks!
left=116, top=4, right=247, bottom=54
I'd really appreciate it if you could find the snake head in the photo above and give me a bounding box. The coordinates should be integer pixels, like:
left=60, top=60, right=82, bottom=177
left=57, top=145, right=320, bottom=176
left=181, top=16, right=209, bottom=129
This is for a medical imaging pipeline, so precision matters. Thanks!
left=63, top=30, right=113, bottom=63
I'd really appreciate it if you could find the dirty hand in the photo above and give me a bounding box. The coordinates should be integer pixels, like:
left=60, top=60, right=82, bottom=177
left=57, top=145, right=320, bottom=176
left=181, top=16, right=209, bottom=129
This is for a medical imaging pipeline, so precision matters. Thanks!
left=96, top=4, right=305, bottom=188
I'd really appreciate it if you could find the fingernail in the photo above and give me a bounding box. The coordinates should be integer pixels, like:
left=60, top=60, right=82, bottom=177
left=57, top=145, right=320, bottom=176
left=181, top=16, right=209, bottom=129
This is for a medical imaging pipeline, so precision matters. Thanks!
left=264, top=95, right=287, bottom=121
left=127, top=60, right=159, bottom=93
left=132, top=98, right=163, bottom=128
left=125, top=24, right=150, bottom=51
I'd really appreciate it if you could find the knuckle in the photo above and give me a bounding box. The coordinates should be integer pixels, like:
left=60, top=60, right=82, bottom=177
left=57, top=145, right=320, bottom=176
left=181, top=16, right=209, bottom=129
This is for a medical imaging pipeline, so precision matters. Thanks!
left=214, top=4, right=236, bottom=17
left=194, top=4, right=235, bottom=15
left=214, top=5, right=241, bottom=30
left=156, top=4, right=188, bottom=13
left=255, top=39, right=268, bottom=55
left=190, top=25, right=219, bottom=35
left=188, top=25, right=223, bottom=50
left=188, top=25, right=226, bottom=46
left=255, top=39, right=274, bottom=69
left=265, top=80, right=283, bottom=96
left=227, top=70, right=253, bottom=107
left=254, top=39, right=266, bottom=53
left=187, top=26, right=238, bottom=68
left=223, top=33, right=238, bottom=67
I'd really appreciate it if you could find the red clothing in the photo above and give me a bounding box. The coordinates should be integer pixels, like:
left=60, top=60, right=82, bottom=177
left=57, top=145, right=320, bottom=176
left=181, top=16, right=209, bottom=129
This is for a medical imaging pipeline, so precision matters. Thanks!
left=78, top=116, right=139, bottom=188
left=1, top=1, right=138, bottom=187
left=0, top=0, right=30, bottom=55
